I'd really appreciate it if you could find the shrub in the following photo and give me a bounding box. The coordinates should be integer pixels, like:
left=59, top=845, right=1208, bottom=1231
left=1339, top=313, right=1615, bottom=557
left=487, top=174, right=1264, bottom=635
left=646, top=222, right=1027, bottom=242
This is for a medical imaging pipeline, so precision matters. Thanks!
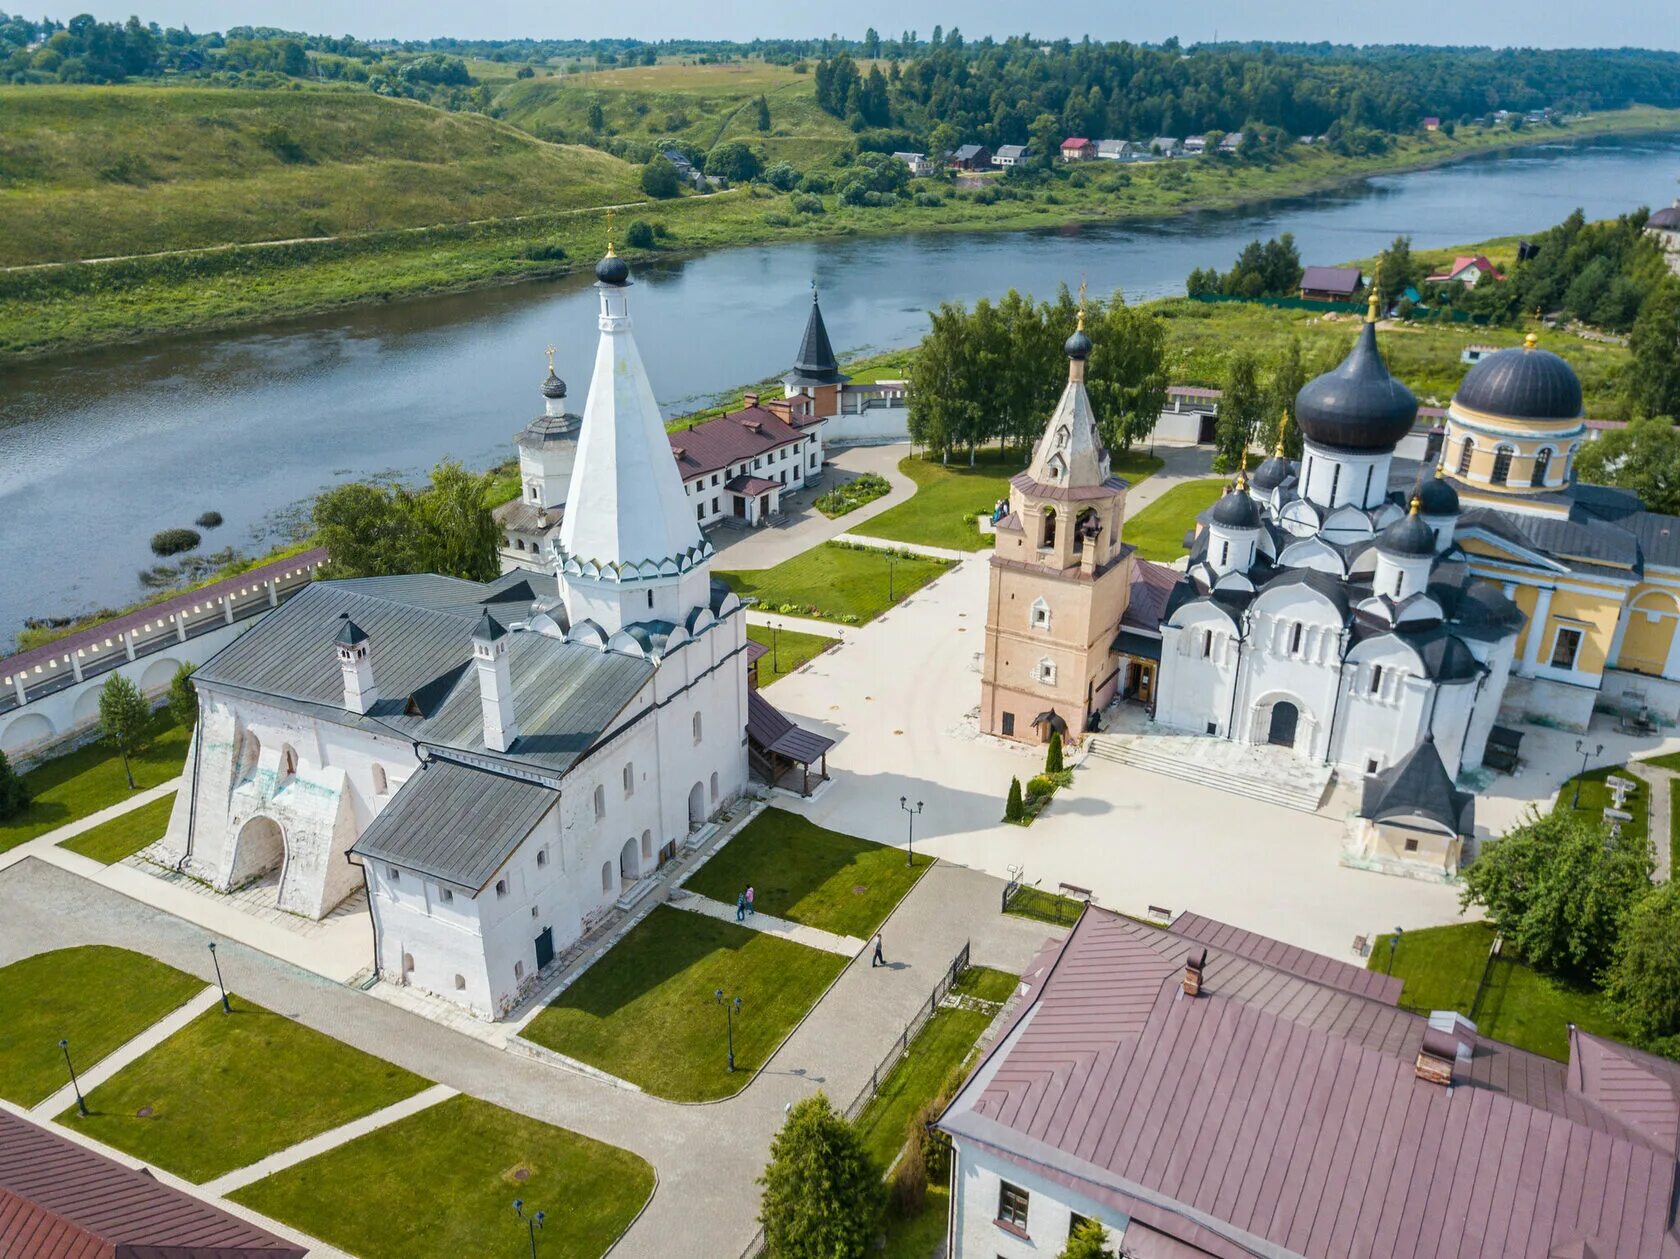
left=0, top=749, right=30, bottom=821
left=640, top=156, right=681, bottom=199
left=195, top=510, right=223, bottom=528
left=971, top=186, right=999, bottom=205
left=1026, top=774, right=1054, bottom=799
left=765, top=161, right=800, bottom=191
left=799, top=172, right=832, bottom=194
left=1046, top=730, right=1064, bottom=774
left=624, top=219, right=656, bottom=249
left=791, top=194, right=824, bottom=215
left=887, top=1140, right=927, bottom=1218
left=523, top=239, right=567, bottom=261
left=912, top=191, right=943, bottom=208
left=762, top=211, right=791, bottom=227
left=168, top=662, right=198, bottom=728
left=149, top=528, right=201, bottom=556
left=1005, top=776, right=1024, bottom=822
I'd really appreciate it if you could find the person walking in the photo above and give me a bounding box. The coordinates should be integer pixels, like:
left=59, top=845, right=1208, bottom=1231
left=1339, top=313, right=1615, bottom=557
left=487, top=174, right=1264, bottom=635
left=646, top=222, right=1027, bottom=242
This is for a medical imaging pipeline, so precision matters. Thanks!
left=735, top=891, right=746, bottom=922
left=871, top=932, right=885, bottom=967
left=745, top=885, right=756, bottom=917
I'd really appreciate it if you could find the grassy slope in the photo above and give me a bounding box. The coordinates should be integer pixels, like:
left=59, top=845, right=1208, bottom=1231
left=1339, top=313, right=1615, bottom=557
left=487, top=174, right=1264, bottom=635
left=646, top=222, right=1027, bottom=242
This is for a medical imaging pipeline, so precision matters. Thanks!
left=519, top=904, right=846, bottom=1101
left=681, top=807, right=927, bottom=938
left=63, top=997, right=431, bottom=1182
left=718, top=543, right=951, bottom=624
left=0, top=946, right=205, bottom=1106
left=57, top=792, right=175, bottom=864
left=1124, top=479, right=1227, bottom=562
left=0, top=86, right=639, bottom=266
left=232, top=1094, right=654, bottom=1259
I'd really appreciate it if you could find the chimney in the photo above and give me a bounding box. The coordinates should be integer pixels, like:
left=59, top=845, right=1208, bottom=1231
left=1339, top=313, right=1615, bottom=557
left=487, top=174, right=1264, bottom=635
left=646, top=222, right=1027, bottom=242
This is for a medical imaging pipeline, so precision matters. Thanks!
left=1182, top=948, right=1207, bottom=997
left=743, top=391, right=759, bottom=408
left=334, top=614, right=376, bottom=714
left=472, top=611, right=518, bottom=752
left=1415, top=1010, right=1477, bottom=1085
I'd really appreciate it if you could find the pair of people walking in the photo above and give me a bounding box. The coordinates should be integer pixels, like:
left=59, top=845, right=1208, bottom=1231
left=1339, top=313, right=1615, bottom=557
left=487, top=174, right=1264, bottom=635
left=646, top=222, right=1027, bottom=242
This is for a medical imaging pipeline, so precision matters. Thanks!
left=735, top=885, right=756, bottom=921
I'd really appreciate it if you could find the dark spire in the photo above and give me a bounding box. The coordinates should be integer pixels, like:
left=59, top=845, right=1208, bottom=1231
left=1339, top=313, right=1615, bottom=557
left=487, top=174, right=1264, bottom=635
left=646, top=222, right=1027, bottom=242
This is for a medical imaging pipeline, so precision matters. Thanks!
left=334, top=613, right=368, bottom=647
left=785, top=288, right=852, bottom=387
left=472, top=610, right=507, bottom=644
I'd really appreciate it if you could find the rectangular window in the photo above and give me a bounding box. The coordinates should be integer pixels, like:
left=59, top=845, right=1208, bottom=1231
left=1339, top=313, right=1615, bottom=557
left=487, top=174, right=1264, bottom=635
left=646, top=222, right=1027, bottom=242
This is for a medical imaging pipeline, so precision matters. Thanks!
left=1404, top=837, right=1420, bottom=853
left=1201, top=630, right=1213, bottom=659
left=696, top=504, right=704, bottom=521
left=1330, top=462, right=1342, bottom=502
left=1551, top=627, right=1583, bottom=670
left=623, top=763, right=635, bottom=796
left=1289, top=622, right=1303, bottom=654
left=1001, top=712, right=1015, bottom=736
left=1366, top=757, right=1380, bottom=774
left=998, top=1181, right=1030, bottom=1229
left=439, top=887, right=453, bottom=904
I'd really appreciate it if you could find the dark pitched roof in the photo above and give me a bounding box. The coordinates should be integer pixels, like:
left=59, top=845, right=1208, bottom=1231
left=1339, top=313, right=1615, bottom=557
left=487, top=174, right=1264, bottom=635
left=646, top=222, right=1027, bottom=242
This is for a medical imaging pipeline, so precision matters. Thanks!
left=785, top=293, right=851, bottom=387
left=1121, top=559, right=1178, bottom=631
left=940, top=907, right=1680, bottom=1259
left=195, top=579, right=653, bottom=779
left=746, top=690, right=833, bottom=764
left=349, top=758, right=557, bottom=890
left=1299, top=265, right=1363, bottom=295
left=0, top=1109, right=307, bottom=1258
left=668, top=407, right=806, bottom=479
left=1361, top=736, right=1475, bottom=834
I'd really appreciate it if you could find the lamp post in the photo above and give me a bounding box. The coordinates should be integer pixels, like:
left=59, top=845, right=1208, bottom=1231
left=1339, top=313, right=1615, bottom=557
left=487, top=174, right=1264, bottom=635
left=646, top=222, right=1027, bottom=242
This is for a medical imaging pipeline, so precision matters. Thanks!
left=59, top=1039, right=87, bottom=1116
left=1570, top=740, right=1604, bottom=810
left=1387, top=926, right=1404, bottom=977
left=899, top=796, right=924, bottom=867
left=714, top=989, right=743, bottom=1072
left=887, top=552, right=895, bottom=603
left=512, top=1200, right=545, bottom=1259
left=208, top=941, right=230, bottom=1014
left=771, top=621, right=780, bottom=675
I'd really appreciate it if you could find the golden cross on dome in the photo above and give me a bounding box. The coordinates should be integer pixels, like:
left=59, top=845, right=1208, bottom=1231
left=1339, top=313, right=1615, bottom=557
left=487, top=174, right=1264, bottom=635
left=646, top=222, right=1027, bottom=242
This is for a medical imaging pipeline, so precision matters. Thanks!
left=1366, top=260, right=1382, bottom=324
left=1275, top=411, right=1289, bottom=456
left=605, top=207, right=616, bottom=257
left=1076, top=278, right=1088, bottom=331
left=1410, top=494, right=1422, bottom=515
left=545, top=344, right=556, bottom=372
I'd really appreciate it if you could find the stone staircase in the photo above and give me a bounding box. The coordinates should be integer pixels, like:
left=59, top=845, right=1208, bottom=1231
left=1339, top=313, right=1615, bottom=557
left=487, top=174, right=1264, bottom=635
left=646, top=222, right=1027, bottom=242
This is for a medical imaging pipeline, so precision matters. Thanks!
left=1086, top=733, right=1333, bottom=813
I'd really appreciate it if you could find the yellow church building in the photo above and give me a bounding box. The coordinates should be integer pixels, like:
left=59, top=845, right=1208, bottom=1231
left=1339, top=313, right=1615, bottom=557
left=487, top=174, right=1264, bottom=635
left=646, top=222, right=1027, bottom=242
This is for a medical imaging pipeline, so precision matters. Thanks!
left=1442, top=334, right=1680, bottom=730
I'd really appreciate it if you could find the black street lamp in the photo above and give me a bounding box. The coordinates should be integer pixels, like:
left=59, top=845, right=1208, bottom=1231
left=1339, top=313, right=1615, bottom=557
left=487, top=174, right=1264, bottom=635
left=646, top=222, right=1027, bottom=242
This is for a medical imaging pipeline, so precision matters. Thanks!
left=714, top=989, right=743, bottom=1072
left=1570, top=740, right=1604, bottom=810
left=208, top=941, right=230, bottom=1014
left=887, top=552, right=895, bottom=603
left=59, top=1039, right=87, bottom=1116
left=899, top=796, right=924, bottom=867
left=512, top=1200, right=545, bottom=1259
left=771, top=621, right=780, bottom=675
left=1387, top=926, right=1404, bottom=976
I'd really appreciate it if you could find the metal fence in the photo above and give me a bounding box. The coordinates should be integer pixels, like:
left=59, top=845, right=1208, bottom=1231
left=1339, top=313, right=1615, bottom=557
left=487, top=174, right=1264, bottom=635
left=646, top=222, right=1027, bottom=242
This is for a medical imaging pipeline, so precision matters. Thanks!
left=736, top=940, right=973, bottom=1259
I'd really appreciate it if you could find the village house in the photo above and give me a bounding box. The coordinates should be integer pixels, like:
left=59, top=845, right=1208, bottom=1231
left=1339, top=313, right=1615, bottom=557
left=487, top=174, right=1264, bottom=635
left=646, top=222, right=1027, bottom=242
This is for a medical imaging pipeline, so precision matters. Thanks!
left=1095, top=139, right=1129, bottom=160
left=892, top=150, right=931, bottom=176
left=1149, top=136, right=1180, bottom=156
left=1218, top=131, right=1243, bottom=153
left=1181, top=134, right=1207, bottom=155
left=939, top=905, right=1680, bottom=1259
left=1425, top=254, right=1505, bottom=287
left=1058, top=137, right=1094, bottom=162
left=992, top=144, right=1030, bottom=168
left=1645, top=199, right=1680, bottom=275
left=1298, top=265, right=1364, bottom=301
left=948, top=143, right=992, bottom=170
left=1423, top=115, right=1442, bottom=130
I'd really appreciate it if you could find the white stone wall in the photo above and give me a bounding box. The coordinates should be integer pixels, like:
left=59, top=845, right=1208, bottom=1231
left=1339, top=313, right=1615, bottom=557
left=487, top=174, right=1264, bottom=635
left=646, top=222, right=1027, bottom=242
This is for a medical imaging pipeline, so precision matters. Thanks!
left=1299, top=439, right=1393, bottom=511
left=951, top=1141, right=1128, bottom=1259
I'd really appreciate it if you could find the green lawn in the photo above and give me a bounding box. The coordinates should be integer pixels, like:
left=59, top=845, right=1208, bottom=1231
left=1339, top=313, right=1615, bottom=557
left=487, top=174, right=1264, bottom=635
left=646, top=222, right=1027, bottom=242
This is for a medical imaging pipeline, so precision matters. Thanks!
left=718, top=542, right=951, bottom=625
left=747, top=624, right=837, bottom=684
left=854, top=451, right=1164, bottom=552
left=853, top=966, right=1018, bottom=1169
left=62, top=998, right=431, bottom=1182
left=519, top=905, right=846, bottom=1101
left=1004, top=885, right=1089, bottom=928
left=953, top=965, right=1020, bottom=1005
left=1552, top=764, right=1648, bottom=845
left=232, top=1094, right=654, bottom=1259
left=56, top=792, right=175, bottom=865
left=0, top=946, right=205, bottom=1107
left=883, top=1184, right=950, bottom=1259
left=1640, top=751, right=1680, bottom=772
left=1, top=714, right=191, bottom=853
left=1369, top=921, right=1631, bottom=1061
left=1124, top=479, right=1227, bottom=562
left=682, top=808, right=928, bottom=939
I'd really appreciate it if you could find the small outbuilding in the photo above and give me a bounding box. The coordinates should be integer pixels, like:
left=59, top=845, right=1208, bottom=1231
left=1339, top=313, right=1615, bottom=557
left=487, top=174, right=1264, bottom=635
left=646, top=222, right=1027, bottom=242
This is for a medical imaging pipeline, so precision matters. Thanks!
left=1343, top=736, right=1474, bottom=881
left=1299, top=265, right=1364, bottom=301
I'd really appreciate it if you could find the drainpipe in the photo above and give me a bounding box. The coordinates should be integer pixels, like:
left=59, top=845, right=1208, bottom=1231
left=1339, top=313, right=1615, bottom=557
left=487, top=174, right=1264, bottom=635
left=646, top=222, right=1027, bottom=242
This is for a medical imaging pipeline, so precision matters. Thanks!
left=1223, top=613, right=1247, bottom=739
left=1322, top=630, right=1350, bottom=768
left=1457, top=669, right=1490, bottom=774
left=177, top=690, right=207, bottom=873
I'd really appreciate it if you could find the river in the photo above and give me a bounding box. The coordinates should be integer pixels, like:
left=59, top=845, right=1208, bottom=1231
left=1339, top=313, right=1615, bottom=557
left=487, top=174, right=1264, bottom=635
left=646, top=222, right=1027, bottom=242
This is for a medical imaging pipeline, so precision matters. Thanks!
left=3, top=132, right=1678, bottom=643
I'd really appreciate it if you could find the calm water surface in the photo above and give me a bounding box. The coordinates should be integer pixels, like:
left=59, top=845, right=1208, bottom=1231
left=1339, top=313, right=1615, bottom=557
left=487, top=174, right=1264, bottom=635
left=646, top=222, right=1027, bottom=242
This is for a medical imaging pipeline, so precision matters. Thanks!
left=3, top=133, right=1678, bottom=641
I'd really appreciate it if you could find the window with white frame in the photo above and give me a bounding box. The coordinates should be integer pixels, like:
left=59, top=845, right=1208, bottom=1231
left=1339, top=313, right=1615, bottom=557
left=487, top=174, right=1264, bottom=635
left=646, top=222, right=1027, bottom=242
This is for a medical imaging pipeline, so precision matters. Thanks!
left=692, top=711, right=703, bottom=744
left=998, top=1181, right=1030, bottom=1229
left=1029, top=597, right=1051, bottom=630
left=1370, top=663, right=1384, bottom=695
left=1550, top=626, right=1584, bottom=669
left=1037, top=657, right=1057, bottom=685
left=495, top=878, right=509, bottom=899
left=593, top=784, right=606, bottom=820
left=623, top=762, right=635, bottom=796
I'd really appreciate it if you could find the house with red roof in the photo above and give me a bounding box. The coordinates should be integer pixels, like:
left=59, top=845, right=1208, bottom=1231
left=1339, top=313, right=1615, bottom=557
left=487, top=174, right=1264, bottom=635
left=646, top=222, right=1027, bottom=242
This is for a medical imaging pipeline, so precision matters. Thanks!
left=939, top=905, right=1680, bottom=1258
left=1425, top=254, right=1505, bottom=287
left=1060, top=137, right=1094, bottom=162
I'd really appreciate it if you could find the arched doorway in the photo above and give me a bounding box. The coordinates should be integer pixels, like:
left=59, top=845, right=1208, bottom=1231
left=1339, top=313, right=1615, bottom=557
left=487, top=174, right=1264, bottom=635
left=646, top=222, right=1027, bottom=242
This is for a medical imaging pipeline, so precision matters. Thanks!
left=1267, top=701, right=1300, bottom=748
left=230, top=815, right=285, bottom=887
left=619, top=837, right=639, bottom=883
left=688, top=782, right=706, bottom=831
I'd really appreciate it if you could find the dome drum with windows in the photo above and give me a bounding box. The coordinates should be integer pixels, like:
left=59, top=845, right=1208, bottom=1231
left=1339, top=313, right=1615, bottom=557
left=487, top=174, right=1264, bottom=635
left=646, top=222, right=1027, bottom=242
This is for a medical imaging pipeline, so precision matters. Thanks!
left=1441, top=334, right=1587, bottom=495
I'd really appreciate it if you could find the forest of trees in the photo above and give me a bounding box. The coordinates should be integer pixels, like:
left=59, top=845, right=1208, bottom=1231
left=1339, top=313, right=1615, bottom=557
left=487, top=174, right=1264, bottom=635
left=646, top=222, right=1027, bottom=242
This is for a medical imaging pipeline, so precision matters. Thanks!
left=1186, top=234, right=1304, bottom=298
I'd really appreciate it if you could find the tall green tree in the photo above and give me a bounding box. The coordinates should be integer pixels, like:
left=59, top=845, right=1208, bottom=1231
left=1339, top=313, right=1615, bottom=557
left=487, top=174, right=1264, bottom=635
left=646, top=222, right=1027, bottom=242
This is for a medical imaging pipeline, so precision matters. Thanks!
left=1374, top=235, right=1423, bottom=302
left=586, top=99, right=606, bottom=132
left=1059, top=1219, right=1119, bottom=1259
left=754, top=93, right=771, bottom=131
left=1214, top=349, right=1264, bottom=472
left=1628, top=277, right=1680, bottom=420
left=1572, top=416, right=1680, bottom=515
left=705, top=141, right=761, bottom=183
left=1606, top=882, right=1680, bottom=1047
left=640, top=155, right=681, bottom=199
left=758, top=1093, right=883, bottom=1259
left=98, top=673, right=152, bottom=791
left=908, top=303, right=984, bottom=462
left=167, top=662, right=198, bottom=728
left=1083, top=291, right=1170, bottom=452
left=313, top=461, right=498, bottom=582
left=1258, top=338, right=1307, bottom=457
left=0, top=749, right=30, bottom=821
left=1459, top=807, right=1650, bottom=979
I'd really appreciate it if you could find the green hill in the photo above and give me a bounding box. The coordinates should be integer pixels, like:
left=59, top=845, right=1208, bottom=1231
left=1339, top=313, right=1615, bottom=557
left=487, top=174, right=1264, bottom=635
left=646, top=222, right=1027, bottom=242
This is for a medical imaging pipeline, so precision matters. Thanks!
left=0, top=86, right=640, bottom=266
left=493, top=61, right=858, bottom=169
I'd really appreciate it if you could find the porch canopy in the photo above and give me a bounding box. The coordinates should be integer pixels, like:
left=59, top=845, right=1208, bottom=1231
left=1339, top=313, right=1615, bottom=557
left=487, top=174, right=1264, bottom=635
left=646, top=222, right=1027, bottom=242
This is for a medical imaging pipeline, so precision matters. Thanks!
left=746, top=691, right=833, bottom=795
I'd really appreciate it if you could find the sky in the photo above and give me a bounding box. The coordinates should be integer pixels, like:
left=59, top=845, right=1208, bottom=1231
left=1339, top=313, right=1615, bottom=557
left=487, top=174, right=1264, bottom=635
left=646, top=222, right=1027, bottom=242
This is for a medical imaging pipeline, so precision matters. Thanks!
left=36, top=0, right=1680, bottom=52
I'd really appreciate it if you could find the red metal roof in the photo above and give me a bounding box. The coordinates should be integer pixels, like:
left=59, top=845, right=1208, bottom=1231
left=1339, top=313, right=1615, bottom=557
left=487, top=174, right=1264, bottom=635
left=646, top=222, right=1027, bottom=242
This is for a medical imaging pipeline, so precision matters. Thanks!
left=667, top=406, right=806, bottom=480
left=0, top=1110, right=307, bottom=1258
left=941, top=908, right=1680, bottom=1259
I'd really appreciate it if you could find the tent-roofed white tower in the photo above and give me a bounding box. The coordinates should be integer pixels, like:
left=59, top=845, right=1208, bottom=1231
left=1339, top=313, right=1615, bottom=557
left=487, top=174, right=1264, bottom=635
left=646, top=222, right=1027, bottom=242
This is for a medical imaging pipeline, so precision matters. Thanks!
left=556, top=241, right=714, bottom=635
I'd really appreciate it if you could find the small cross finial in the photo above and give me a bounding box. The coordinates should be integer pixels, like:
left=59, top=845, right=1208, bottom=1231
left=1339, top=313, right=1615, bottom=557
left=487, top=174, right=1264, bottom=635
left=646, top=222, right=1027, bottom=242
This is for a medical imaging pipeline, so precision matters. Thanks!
left=1275, top=411, right=1289, bottom=456
left=1076, top=278, right=1088, bottom=331
left=1410, top=494, right=1422, bottom=515
left=545, top=344, right=555, bottom=372
left=1366, top=260, right=1382, bottom=324
left=605, top=207, right=615, bottom=257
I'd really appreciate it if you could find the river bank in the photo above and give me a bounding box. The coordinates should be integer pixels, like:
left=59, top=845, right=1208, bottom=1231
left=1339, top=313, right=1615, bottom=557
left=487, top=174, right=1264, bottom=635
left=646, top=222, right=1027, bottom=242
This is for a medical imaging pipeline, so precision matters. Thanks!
left=4, top=106, right=1677, bottom=364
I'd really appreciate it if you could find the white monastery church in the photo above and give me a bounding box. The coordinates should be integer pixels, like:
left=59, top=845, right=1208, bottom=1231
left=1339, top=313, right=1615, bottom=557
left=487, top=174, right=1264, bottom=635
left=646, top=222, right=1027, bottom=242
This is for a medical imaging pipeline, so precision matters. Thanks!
left=158, top=244, right=779, bottom=1019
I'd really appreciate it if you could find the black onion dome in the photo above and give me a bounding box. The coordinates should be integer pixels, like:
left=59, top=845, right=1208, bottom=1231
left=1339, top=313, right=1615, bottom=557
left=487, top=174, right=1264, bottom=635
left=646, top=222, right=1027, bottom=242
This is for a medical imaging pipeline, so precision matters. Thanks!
left=1454, top=337, right=1582, bottom=421
left=1416, top=470, right=1459, bottom=516
left=1210, top=484, right=1261, bottom=528
left=595, top=250, right=631, bottom=286
left=541, top=370, right=567, bottom=400
left=1250, top=452, right=1292, bottom=492
left=1294, top=322, right=1417, bottom=452
left=1378, top=509, right=1437, bottom=558
left=1065, top=327, right=1093, bottom=360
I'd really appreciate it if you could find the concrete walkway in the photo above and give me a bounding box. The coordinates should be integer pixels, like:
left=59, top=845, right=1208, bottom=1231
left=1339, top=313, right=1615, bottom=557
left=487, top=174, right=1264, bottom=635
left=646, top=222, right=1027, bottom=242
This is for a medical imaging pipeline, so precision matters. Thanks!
left=32, top=985, right=220, bottom=1118
left=831, top=533, right=973, bottom=562
left=669, top=890, right=863, bottom=956
left=1640, top=762, right=1674, bottom=883
left=0, top=775, right=181, bottom=874
left=201, top=1084, right=458, bottom=1197
left=744, top=610, right=851, bottom=639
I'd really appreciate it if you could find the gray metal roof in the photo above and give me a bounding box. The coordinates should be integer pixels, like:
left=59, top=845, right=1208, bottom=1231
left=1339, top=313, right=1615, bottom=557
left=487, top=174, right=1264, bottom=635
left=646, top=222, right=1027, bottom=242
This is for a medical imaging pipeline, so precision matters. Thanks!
left=1361, top=736, right=1475, bottom=834
left=196, top=578, right=652, bottom=778
left=349, top=758, right=557, bottom=890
